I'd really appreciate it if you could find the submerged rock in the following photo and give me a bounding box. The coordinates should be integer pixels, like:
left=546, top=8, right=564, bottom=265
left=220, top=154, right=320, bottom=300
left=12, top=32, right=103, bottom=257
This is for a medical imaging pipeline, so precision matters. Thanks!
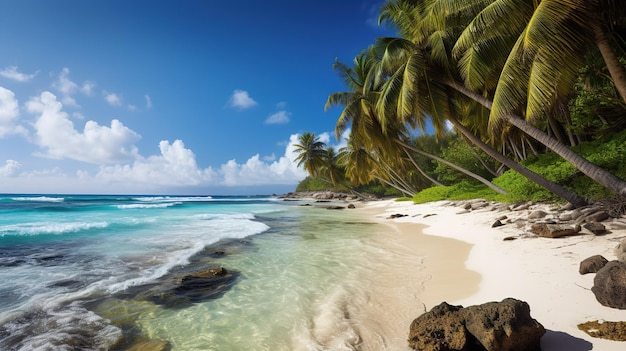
left=408, top=298, right=545, bottom=351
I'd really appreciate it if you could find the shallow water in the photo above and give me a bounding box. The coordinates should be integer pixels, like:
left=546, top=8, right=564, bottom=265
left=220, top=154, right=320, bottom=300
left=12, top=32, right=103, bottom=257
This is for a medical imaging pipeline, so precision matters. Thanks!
left=0, top=195, right=425, bottom=350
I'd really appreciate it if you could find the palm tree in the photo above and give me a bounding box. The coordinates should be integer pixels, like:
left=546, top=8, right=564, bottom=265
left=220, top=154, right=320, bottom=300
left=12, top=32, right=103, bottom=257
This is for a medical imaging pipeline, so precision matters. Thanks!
left=444, top=0, right=626, bottom=196
left=376, top=0, right=588, bottom=205
left=326, top=51, right=506, bottom=194
left=293, top=132, right=327, bottom=178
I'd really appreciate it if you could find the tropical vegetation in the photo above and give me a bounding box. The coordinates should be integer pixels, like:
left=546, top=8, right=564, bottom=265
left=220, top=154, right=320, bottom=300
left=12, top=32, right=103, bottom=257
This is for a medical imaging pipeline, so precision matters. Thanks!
left=294, top=0, right=626, bottom=207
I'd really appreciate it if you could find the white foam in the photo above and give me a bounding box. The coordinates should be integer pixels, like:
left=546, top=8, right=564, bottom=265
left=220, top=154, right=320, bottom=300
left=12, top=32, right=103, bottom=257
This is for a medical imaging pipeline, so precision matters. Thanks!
left=0, top=221, right=108, bottom=236
left=115, top=202, right=182, bottom=209
left=11, top=196, right=64, bottom=202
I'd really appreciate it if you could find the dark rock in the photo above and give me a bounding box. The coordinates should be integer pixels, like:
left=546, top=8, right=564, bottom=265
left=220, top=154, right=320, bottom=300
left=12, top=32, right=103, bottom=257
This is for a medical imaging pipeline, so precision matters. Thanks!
left=387, top=213, right=407, bottom=219
left=587, top=211, right=611, bottom=223
left=503, top=236, right=517, bottom=241
left=528, top=223, right=579, bottom=238
left=583, top=222, right=607, bottom=235
left=492, top=220, right=504, bottom=228
left=326, top=206, right=345, bottom=210
left=579, top=255, right=609, bottom=275
left=347, top=204, right=356, bottom=209
left=423, top=213, right=437, bottom=218
left=578, top=320, right=626, bottom=341
left=592, top=260, right=626, bottom=309
left=408, top=298, right=545, bottom=351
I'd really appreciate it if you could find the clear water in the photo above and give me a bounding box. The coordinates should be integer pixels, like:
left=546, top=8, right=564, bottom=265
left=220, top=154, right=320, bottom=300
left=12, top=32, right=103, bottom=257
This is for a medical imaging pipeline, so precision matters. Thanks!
left=0, top=194, right=394, bottom=350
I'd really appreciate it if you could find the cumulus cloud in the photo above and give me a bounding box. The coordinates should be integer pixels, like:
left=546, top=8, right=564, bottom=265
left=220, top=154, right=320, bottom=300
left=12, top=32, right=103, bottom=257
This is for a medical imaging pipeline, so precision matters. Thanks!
left=104, top=91, right=122, bottom=106
left=265, top=110, right=290, bottom=124
left=228, top=89, right=257, bottom=110
left=0, top=66, right=38, bottom=82
left=219, top=133, right=307, bottom=186
left=0, top=160, right=21, bottom=177
left=0, top=87, right=27, bottom=137
left=26, top=91, right=141, bottom=164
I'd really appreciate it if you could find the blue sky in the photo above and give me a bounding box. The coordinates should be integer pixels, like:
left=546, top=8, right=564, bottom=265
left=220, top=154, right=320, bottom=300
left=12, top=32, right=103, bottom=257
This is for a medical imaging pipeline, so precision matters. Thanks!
left=0, top=0, right=395, bottom=195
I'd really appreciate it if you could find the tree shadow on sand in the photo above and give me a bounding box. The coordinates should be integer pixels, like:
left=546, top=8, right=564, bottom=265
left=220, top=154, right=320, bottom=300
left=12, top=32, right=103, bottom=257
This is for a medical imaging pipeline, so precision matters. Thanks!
left=541, top=330, right=593, bottom=351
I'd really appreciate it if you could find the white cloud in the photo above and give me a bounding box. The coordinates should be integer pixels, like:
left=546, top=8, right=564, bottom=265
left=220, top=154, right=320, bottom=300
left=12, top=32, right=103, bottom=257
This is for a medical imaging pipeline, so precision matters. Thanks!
left=0, top=87, right=27, bottom=137
left=104, top=91, right=122, bottom=106
left=0, top=66, right=38, bottom=82
left=26, top=91, right=141, bottom=164
left=81, top=81, right=96, bottom=95
left=145, top=94, right=152, bottom=108
left=228, top=89, right=257, bottom=110
left=0, top=160, right=21, bottom=177
left=265, top=110, right=290, bottom=124
left=52, top=68, right=82, bottom=107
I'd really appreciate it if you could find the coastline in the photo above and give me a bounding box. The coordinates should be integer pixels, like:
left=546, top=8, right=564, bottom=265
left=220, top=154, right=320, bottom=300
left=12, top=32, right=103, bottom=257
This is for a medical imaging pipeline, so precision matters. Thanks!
left=353, top=198, right=626, bottom=350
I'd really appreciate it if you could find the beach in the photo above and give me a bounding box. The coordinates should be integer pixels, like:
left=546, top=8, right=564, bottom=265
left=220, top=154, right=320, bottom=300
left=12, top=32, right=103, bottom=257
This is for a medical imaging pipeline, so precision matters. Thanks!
left=355, top=198, right=626, bottom=350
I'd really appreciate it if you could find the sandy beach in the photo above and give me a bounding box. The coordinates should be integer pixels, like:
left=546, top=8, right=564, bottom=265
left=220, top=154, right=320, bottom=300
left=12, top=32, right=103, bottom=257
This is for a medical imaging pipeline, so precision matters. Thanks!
left=355, top=199, right=626, bottom=351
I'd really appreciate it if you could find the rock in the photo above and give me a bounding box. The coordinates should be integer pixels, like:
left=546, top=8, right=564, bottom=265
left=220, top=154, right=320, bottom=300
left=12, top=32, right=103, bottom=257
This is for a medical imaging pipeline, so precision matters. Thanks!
left=528, top=223, right=579, bottom=238
left=580, top=255, right=609, bottom=274
left=347, top=204, right=356, bottom=209
left=326, top=206, right=345, bottom=210
left=583, top=222, right=607, bottom=235
left=387, top=213, right=407, bottom=219
left=592, top=261, right=626, bottom=309
left=127, top=340, right=171, bottom=351
left=503, top=236, right=517, bottom=241
left=471, top=201, right=488, bottom=210
left=616, top=239, right=626, bottom=263
left=512, top=201, right=533, bottom=211
left=578, top=320, right=626, bottom=341
left=559, top=209, right=583, bottom=222
left=408, top=298, right=545, bottom=351
left=586, top=211, right=611, bottom=223
left=528, top=210, right=547, bottom=219
left=492, top=220, right=505, bottom=228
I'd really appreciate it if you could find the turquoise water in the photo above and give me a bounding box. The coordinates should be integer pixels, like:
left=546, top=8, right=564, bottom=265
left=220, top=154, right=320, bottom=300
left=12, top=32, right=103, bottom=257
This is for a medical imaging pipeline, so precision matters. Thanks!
left=0, top=194, right=390, bottom=350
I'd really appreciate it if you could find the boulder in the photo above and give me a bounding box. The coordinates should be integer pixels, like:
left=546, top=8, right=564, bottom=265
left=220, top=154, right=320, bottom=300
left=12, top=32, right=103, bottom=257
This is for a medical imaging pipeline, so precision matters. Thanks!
left=528, top=210, right=547, bottom=220
left=408, top=298, right=545, bottom=351
left=592, top=261, right=626, bottom=309
left=528, top=223, right=579, bottom=238
left=579, top=255, right=609, bottom=275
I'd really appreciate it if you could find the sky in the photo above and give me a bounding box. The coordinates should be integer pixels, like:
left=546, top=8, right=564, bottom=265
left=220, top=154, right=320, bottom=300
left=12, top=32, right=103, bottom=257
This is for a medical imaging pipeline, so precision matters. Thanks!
left=0, top=0, right=397, bottom=195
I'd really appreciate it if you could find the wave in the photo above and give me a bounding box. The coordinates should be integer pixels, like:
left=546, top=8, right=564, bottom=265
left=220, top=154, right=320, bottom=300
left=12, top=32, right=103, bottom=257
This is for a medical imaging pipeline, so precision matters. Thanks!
left=115, top=202, right=182, bottom=209
left=10, top=196, right=65, bottom=203
left=0, top=221, right=109, bottom=236
left=133, top=196, right=212, bottom=202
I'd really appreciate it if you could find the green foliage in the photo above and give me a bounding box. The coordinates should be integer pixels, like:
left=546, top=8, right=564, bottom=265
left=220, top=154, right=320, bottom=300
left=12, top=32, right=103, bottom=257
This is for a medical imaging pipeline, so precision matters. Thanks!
left=433, top=136, right=494, bottom=184
left=295, top=177, right=335, bottom=192
left=412, top=181, right=501, bottom=204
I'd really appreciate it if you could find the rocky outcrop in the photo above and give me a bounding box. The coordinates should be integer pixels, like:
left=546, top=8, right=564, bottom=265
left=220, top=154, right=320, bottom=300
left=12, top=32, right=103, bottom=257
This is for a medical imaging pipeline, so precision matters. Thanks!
left=579, top=255, right=609, bottom=275
left=592, top=260, right=626, bottom=309
left=279, top=191, right=366, bottom=201
left=408, top=298, right=545, bottom=351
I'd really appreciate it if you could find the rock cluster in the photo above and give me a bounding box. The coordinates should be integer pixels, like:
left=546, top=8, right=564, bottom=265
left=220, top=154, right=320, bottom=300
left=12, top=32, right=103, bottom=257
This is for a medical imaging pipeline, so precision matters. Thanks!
left=447, top=199, right=626, bottom=240
left=408, top=298, right=545, bottom=351
left=279, top=191, right=364, bottom=201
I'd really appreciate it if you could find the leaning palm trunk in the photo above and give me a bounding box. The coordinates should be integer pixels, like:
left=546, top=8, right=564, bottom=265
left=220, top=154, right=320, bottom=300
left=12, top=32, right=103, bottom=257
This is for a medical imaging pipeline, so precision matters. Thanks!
left=446, top=79, right=626, bottom=198
left=402, top=147, right=445, bottom=186
left=592, top=23, right=626, bottom=103
left=448, top=116, right=588, bottom=207
left=373, top=175, right=415, bottom=197
left=397, top=140, right=508, bottom=195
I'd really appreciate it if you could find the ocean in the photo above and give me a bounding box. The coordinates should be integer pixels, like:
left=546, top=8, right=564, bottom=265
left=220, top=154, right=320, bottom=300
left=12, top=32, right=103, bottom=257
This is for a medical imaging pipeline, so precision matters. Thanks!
left=0, top=194, right=405, bottom=351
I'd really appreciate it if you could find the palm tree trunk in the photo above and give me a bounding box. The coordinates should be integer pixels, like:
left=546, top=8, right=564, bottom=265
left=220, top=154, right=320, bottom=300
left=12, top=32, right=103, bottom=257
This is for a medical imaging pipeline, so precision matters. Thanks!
left=396, top=140, right=508, bottom=195
left=448, top=116, right=588, bottom=207
left=506, top=115, right=626, bottom=196
left=373, top=175, right=414, bottom=197
left=445, top=78, right=626, bottom=197
left=402, top=147, right=445, bottom=186
left=592, top=22, right=626, bottom=103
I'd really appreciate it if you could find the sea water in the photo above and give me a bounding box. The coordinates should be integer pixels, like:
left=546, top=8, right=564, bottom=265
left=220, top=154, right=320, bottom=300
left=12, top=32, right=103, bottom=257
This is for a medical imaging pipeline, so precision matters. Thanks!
left=0, top=194, right=400, bottom=350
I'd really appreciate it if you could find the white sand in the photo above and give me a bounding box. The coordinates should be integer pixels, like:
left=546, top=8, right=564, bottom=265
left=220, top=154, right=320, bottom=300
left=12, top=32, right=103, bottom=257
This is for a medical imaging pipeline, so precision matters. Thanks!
left=358, top=199, right=626, bottom=350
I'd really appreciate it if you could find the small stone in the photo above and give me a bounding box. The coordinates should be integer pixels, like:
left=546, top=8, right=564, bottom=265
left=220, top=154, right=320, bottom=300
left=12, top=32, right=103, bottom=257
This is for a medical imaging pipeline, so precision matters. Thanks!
left=583, top=222, right=607, bottom=235
left=492, top=220, right=505, bottom=228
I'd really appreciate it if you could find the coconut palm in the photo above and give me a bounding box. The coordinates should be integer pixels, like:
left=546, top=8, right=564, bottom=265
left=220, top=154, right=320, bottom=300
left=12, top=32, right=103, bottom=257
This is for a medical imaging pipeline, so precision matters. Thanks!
left=376, top=0, right=589, bottom=205
left=293, top=132, right=327, bottom=178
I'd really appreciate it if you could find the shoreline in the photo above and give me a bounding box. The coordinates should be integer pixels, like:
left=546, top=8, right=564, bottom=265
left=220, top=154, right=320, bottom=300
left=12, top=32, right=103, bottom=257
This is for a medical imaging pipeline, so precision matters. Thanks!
left=353, top=198, right=626, bottom=350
